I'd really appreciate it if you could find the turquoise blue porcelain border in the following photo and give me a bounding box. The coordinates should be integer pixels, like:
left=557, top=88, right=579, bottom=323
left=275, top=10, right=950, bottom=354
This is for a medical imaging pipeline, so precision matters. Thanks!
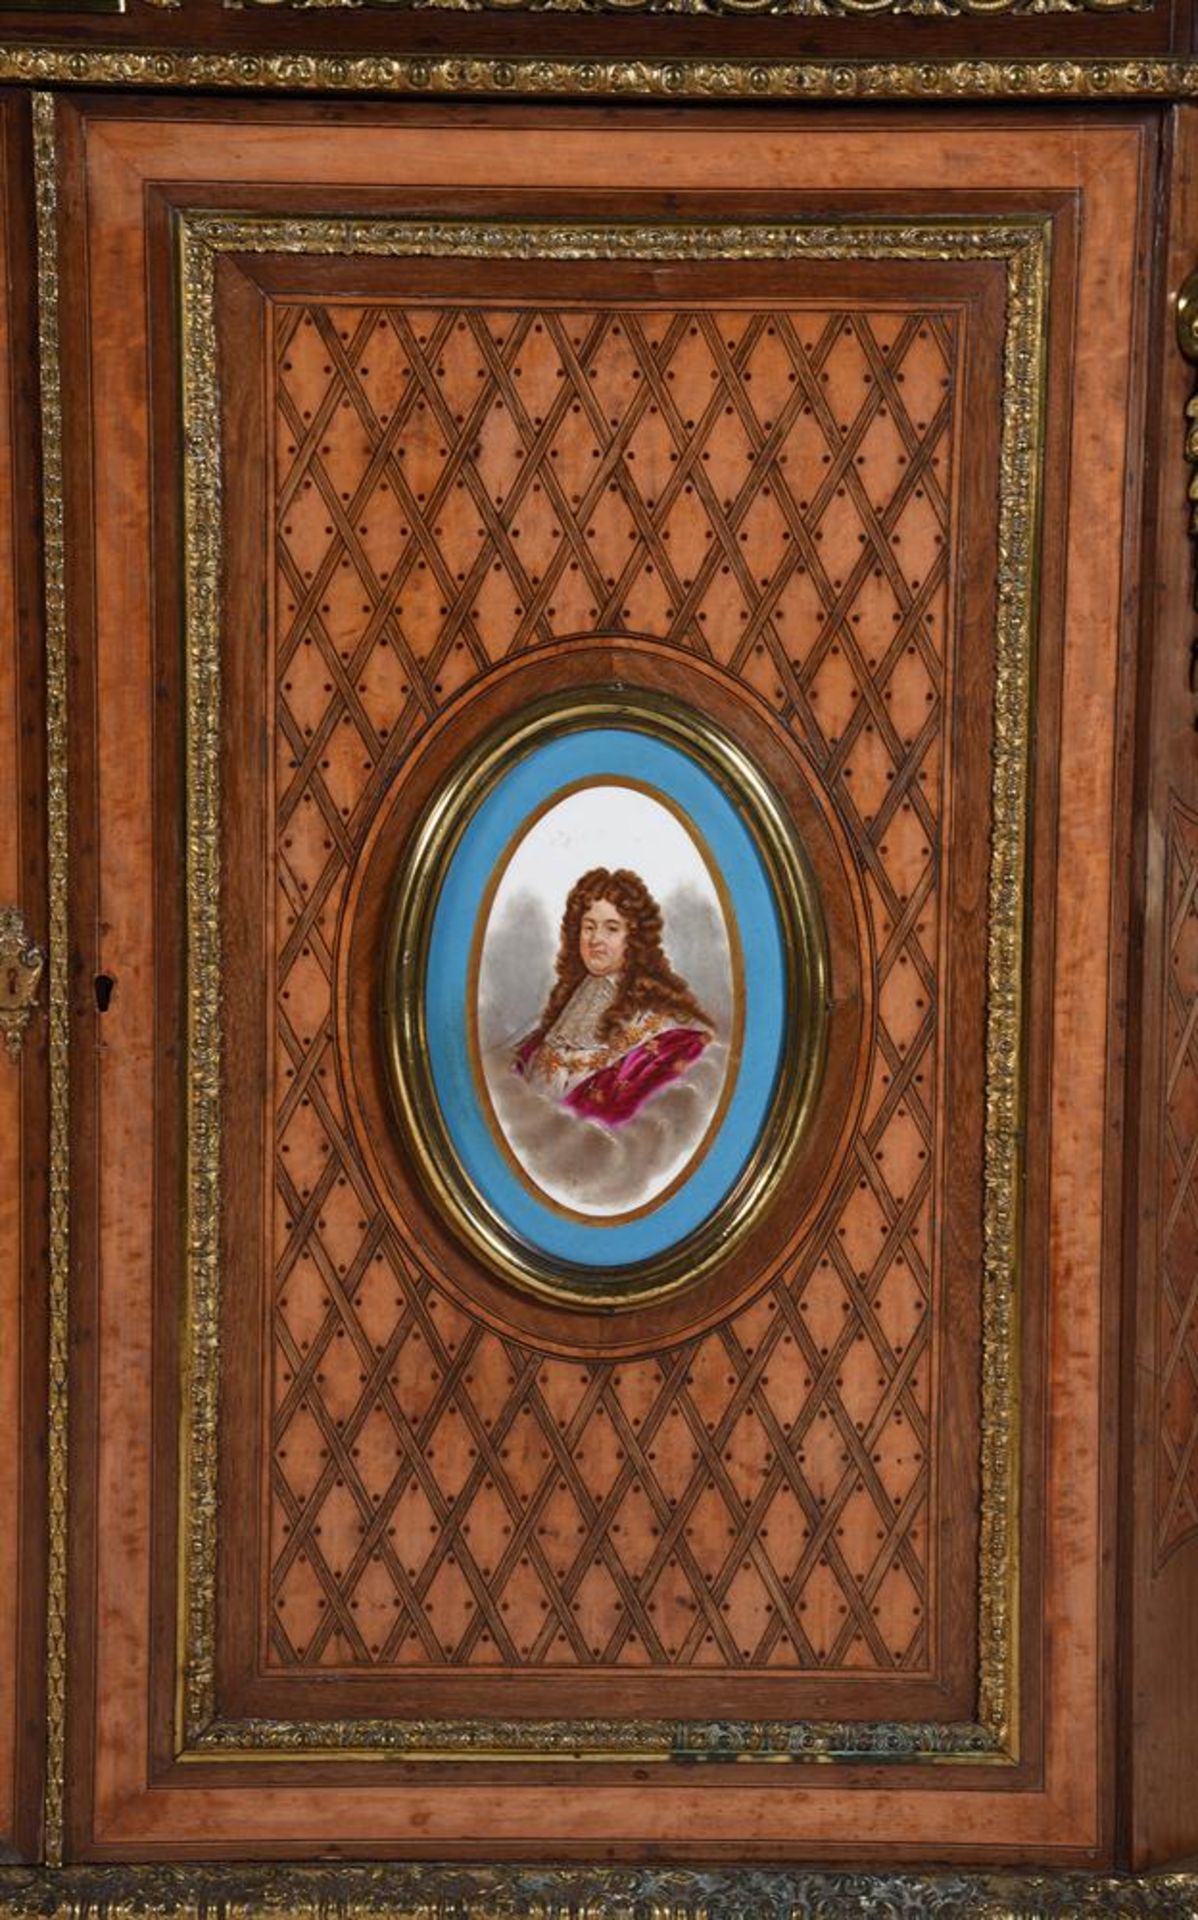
left=423, top=727, right=787, bottom=1269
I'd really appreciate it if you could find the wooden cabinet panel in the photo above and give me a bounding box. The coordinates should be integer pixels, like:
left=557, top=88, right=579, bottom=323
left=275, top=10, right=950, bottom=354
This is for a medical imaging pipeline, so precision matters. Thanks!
left=213, top=255, right=994, bottom=1736
left=52, top=99, right=1152, bottom=1863
left=1125, top=100, right=1198, bottom=1871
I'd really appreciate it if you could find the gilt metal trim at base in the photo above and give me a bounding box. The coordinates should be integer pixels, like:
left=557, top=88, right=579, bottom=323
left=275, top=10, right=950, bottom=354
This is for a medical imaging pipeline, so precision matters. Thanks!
left=228, top=0, right=1151, bottom=16
left=0, top=1865, right=1196, bottom=1920
left=0, top=908, right=44, bottom=1062
left=189, top=1712, right=1000, bottom=1758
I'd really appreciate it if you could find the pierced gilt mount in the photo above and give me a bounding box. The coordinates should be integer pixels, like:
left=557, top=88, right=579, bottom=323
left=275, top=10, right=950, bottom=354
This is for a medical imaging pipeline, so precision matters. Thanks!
left=0, top=908, right=44, bottom=1061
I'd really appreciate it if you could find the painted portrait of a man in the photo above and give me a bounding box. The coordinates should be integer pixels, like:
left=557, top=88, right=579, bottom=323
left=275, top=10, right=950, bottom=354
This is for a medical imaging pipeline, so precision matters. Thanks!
left=513, top=867, right=714, bottom=1127
left=472, top=782, right=739, bottom=1220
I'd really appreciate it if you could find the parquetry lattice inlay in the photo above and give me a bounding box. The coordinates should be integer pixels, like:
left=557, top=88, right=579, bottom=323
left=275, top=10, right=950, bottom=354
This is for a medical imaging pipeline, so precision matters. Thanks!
left=1157, top=794, right=1198, bottom=1566
left=269, top=301, right=957, bottom=1670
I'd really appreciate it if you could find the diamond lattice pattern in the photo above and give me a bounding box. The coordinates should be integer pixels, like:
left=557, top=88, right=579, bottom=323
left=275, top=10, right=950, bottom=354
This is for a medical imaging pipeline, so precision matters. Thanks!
left=1158, top=800, right=1198, bottom=1564
left=268, top=301, right=956, bottom=1670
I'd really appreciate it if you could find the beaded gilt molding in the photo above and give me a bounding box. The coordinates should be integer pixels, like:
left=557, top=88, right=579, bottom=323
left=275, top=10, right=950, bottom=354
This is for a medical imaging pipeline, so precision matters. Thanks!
left=6, top=50, right=1198, bottom=99
left=30, top=91, right=70, bottom=1870
left=171, top=207, right=1047, bottom=1765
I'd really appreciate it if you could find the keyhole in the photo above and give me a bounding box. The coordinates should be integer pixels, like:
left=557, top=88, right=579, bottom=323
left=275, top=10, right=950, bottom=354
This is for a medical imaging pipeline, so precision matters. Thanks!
left=94, top=973, right=115, bottom=1013
left=5, top=966, right=17, bottom=999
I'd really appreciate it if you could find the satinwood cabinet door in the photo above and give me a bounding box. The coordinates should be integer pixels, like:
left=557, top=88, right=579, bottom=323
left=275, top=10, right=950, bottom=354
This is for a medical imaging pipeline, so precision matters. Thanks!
left=47, top=95, right=1152, bottom=1864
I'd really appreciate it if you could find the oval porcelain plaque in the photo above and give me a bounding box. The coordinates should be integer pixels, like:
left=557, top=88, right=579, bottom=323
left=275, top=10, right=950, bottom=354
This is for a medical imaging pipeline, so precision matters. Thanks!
left=384, top=690, right=827, bottom=1307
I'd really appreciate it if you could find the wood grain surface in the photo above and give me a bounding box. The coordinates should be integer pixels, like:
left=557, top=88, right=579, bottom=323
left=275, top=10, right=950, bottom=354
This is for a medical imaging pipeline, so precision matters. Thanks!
left=1122, top=100, right=1198, bottom=1870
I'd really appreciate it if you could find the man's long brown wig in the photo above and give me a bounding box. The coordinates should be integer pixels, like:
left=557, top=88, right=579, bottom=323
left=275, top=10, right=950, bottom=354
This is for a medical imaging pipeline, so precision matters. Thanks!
left=537, top=867, right=713, bottom=1043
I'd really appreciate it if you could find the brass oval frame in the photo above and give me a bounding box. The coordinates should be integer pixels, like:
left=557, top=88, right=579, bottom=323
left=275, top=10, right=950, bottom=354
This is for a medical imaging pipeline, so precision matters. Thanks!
left=381, top=685, right=829, bottom=1309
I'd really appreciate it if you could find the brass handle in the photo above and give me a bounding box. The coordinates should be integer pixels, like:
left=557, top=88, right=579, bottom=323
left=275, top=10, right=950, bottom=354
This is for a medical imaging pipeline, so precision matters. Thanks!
left=1177, top=270, right=1198, bottom=363
left=0, top=907, right=44, bottom=1061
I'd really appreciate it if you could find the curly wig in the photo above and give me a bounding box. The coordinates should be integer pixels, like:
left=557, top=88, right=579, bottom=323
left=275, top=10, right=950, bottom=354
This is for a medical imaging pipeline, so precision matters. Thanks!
left=537, top=867, right=713, bottom=1043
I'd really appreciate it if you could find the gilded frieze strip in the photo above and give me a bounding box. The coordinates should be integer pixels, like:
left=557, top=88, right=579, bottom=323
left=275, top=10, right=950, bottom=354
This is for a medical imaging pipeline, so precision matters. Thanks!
left=228, top=0, right=1151, bottom=16
left=189, top=1714, right=1000, bottom=1757
left=4, top=51, right=1198, bottom=99
left=1, top=1863, right=1197, bottom=1919
left=31, top=89, right=69, bottom=1871
left=176, top=210, right=1046, bottom=1763
left=176, top=214, right=223, bottom=1762
left=976, top=220, right=1047, bottom=1756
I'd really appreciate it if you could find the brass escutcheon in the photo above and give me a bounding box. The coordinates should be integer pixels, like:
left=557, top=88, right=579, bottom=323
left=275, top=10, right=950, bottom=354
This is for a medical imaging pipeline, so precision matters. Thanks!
left=0, top=906, right=44, bottom=1060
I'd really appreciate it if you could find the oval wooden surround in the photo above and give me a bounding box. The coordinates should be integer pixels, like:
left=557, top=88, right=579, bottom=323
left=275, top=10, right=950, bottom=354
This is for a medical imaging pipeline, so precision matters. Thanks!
left=337, top=636, right=872, bottom=1354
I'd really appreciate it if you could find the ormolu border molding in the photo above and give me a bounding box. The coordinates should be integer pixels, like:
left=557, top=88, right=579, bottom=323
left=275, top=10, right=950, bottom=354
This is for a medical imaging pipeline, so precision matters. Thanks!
left=31, top=89, right=68, bottom=1872
left=978, top=209, right=1044, bottom=1754
left=5, top=51, right=1198, bottom=99
left=229, top=0, right=1150, bottom=15
left=175, top=174, right=223, bottom=1773
left=0, top=1864, right=1196, bottom=1919
left=188, top=1713, right=1001, bottom=1758
left=175, top=209, right=1047, bottom=1764
left=0, top=1864, right=1193, bottom=1920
